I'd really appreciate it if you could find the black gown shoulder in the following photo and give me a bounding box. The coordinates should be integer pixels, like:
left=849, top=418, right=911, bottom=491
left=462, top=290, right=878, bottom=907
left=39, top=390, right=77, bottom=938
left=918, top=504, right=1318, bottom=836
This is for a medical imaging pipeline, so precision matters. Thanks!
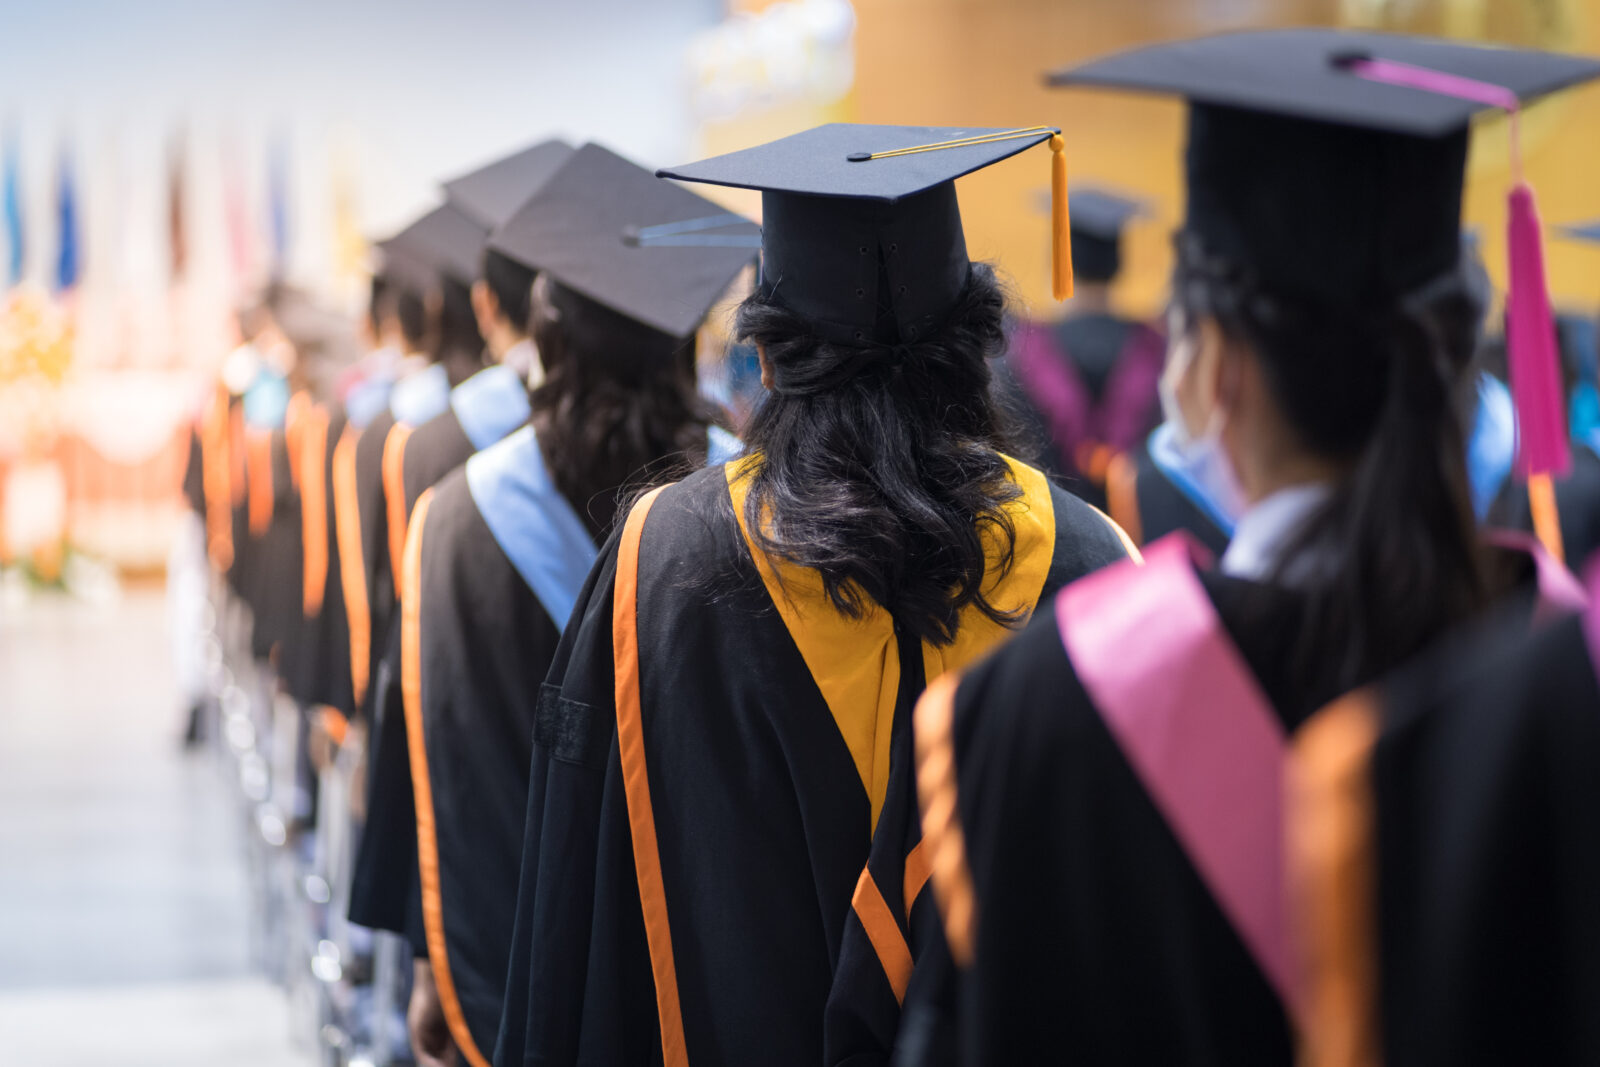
left=913, top=570, right=1318, bottom=1065
left=1373, top=599, right=1600, bottom=1066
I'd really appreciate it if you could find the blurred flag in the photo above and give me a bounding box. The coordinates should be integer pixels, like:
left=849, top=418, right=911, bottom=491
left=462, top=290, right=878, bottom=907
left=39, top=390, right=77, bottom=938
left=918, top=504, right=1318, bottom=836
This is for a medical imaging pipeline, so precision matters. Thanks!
left=331, top=150, right=366, bottom=283
left=222, top=139, right=255, bottom=293
left=3, top=128, right=22, bottom=286
left=55, top=149, right=79, bottom=292
left=267, top=134, right=289, bottom=279
left=168, top=132, right=187, bottom=280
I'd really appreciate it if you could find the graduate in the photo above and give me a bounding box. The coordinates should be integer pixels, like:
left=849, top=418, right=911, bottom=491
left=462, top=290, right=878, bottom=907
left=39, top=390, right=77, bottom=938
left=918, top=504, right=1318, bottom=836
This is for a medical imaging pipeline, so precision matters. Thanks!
left=1336, top=556, right=1600, bottom=1065
left=336, top=240, right=441, bottom=729
left=349, top=139, right=576, bottom=952
left=900, top=30, right=1600, bottom=1065
left=493, top=123, right=1133, bottom=1067
left=1003, top=188, right=1164, bottom=500
left=345, top=207, right=484, bottom=937
left=395, top=142, right=753, bottom=1067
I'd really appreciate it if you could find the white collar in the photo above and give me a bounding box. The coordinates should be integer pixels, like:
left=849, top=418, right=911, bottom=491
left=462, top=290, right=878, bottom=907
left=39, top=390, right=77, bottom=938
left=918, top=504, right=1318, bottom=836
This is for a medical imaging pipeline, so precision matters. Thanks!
left=1220, top=483, right=1332, bottom=583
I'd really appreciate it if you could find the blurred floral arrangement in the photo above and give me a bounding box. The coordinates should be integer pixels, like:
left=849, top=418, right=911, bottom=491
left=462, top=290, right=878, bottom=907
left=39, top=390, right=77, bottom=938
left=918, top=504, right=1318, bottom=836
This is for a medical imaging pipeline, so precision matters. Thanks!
left=0, top=283, right=75, bottom=386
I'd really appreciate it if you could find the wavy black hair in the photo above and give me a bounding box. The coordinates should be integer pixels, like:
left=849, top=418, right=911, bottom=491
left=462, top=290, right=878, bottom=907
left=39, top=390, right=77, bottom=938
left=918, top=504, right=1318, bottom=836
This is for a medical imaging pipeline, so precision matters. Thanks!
left=530, top=276, right=715, bottom=536
left=734, top=261, right=1023, bottom=648
left=1171, top=231, right=1495, bottom=696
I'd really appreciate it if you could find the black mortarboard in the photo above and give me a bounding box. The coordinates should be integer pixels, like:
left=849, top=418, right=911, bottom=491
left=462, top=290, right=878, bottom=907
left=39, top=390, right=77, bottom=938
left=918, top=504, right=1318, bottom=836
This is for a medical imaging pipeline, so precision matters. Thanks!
left=658, top=122, right=1068, bottom=347
left=1049, top=30, right=1600, bottom=307
left=488, top=142, right=758, bottom=339
left=1068, top=186, right=1146, bottom=283
left=377, top=202, right=486, bottom=290
left=442, top=139, right=575, bottom=230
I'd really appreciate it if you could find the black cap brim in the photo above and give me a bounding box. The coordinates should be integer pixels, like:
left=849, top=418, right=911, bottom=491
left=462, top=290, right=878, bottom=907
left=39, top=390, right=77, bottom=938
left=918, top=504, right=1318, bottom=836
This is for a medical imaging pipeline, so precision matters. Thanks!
left=442, top=139, right=575, bottom=230
left=489, top=142, right=758, bottom=339
left=1049, top=29, right=1600, bottom=136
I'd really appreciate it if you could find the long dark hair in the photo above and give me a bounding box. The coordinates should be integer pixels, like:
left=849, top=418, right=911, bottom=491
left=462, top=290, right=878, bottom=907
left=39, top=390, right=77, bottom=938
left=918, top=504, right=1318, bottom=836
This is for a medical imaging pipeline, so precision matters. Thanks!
left=734, top=261, right=1022, bottom=648
left=1171, top=231, right=1493, bottom=695
left=435, top=277, right=486, bottom=386
left=530, top=276, right=714, bottom=535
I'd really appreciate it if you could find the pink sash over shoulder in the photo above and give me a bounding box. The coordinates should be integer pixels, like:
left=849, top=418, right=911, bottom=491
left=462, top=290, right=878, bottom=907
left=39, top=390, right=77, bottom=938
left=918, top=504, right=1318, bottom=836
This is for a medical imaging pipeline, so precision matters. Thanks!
left=1055, top=533, right=1303, bottom=1021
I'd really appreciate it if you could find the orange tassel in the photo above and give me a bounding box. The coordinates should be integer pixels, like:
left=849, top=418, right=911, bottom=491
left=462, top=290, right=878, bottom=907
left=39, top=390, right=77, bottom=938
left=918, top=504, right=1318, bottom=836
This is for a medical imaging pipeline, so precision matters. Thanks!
left=1050, top=133, right=1073, bottom=301
left=1527, top=472, right=1565, bottom=566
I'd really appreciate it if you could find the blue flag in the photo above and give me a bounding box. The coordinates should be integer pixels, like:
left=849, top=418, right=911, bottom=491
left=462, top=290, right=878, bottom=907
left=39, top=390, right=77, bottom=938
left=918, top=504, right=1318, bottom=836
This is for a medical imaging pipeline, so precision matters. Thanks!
left=55, top=150, right=78, bottom=291
left=3, top=129, right=22, bottom=285
left=268, top=136, right=289, bottom=279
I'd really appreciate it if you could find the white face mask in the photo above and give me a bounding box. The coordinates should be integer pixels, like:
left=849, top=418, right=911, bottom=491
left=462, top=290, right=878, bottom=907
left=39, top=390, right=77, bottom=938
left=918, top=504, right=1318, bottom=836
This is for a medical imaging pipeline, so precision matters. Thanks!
left=1153, top=325, right=1247, bottom=532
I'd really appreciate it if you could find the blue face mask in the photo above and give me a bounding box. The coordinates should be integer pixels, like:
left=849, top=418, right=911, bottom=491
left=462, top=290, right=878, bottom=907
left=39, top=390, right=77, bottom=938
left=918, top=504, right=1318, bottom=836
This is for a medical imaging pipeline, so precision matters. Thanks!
left=1152, top=337, right=1246, bottom=535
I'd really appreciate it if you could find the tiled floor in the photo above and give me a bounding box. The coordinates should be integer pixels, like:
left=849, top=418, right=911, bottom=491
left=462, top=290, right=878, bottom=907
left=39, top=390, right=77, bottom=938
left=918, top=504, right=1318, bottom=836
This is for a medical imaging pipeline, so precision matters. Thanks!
left=0, top=585, right=308, bottom=1066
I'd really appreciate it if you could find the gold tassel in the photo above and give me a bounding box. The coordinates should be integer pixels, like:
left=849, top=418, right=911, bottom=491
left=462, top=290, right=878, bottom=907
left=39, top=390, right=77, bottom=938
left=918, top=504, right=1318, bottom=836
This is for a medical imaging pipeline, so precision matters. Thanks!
left=1050, top=133, right=1073, bottom=301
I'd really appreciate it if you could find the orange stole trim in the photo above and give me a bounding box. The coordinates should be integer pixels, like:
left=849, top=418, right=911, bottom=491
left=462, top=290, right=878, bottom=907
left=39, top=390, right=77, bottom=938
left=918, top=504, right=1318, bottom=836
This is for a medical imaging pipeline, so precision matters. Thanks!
left=613, top=486, right=691, bottom=1067
left=201, top=390, right=234, bottom=570
left=299, top=406, right=332, bottom=617
left=400, top=490, right=493, bottom=1067
left=903, top=838, right=932, bottom=913
left=383, top=423, right=415, bottom=596
left=332, top=426, right=371, bottom=706
left=1287, top=690, right=1382, bottom=1067
left=851, top=868, right=914, bottom=1004
left=229, top=405, right=247, bottom=507
left=914, top=672, right=978, bottom=967
left=246, top=429, right=274, bottom=536
left=1105, top=451, right=1143, bottom=547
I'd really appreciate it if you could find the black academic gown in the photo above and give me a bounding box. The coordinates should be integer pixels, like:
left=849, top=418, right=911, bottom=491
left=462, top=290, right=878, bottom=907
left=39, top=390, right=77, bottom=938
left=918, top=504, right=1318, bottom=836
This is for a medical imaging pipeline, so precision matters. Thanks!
left=1369, top=591, right=1600, bottom=1066
left=399, top=454, right=583, bottom=1059
left=246, top=429, right=304, bottom=664
left=352, top=408, right=399, bottom=716
left=493, top=459, right=1129, bottom=1067
left=279, top=405, right=355, bottom=713
left=347, top=390, right=527, bottom=944
left=902, top=545, right=1552, bottom=1067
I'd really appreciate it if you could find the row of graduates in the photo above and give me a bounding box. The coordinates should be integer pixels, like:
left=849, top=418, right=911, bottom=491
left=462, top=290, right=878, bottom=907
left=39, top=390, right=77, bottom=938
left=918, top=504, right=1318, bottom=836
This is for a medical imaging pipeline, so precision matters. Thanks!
left=187, top=27, right=1600, bottom=1067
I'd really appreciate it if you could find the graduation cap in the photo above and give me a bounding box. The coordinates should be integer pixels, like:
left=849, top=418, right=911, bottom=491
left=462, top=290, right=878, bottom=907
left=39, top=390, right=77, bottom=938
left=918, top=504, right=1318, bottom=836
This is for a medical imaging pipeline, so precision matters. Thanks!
left=489, top=142, right=759, bottom=339
left=1068, top=186, right=1147, bottom=283
left=442, top=139, right=575, bottom=230
left=658, top=122, right=1071, bottom=348
left=377, top=202, right=486, bottom=290
left=1051, top=28, right=1600, bottom=559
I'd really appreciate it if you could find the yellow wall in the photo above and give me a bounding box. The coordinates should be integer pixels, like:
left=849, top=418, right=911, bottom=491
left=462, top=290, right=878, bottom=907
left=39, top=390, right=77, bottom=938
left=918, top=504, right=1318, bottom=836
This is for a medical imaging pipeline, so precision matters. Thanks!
left=836, top=0, right=1600, bottom=318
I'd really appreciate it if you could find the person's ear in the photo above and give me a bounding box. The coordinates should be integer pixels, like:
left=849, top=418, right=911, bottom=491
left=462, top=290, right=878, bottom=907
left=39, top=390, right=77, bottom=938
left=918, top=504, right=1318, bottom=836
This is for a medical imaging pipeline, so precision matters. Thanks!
left=757, top=344, right=773, bottom=391
left=1191, top=316, right=1230, bottom=413
left=470, top=280, right=498, bottom=334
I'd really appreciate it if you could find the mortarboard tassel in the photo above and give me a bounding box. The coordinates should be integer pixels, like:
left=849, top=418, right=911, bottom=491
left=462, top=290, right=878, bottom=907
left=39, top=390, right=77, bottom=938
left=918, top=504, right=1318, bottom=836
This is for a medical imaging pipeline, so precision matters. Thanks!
left=852, top=125, right=1073, bottom=301
left=1345, top=57, right=1571, bottom=561
left=1050, top=133, right=1074, bottom=301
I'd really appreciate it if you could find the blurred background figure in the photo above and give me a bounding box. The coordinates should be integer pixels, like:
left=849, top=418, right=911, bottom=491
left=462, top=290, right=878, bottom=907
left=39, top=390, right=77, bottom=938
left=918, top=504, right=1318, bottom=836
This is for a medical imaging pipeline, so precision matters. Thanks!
left=1001, top=186, right=1164, bottom=505
left=2, top=2, right=1600, bottom=1066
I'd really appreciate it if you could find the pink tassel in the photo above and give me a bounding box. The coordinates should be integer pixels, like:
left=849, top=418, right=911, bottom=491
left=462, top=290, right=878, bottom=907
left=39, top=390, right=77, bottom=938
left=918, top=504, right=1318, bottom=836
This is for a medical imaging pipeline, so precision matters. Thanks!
left=1506, top=182, right=1572, bottom=478
left=1345, top=57, right=1571, bottom=478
